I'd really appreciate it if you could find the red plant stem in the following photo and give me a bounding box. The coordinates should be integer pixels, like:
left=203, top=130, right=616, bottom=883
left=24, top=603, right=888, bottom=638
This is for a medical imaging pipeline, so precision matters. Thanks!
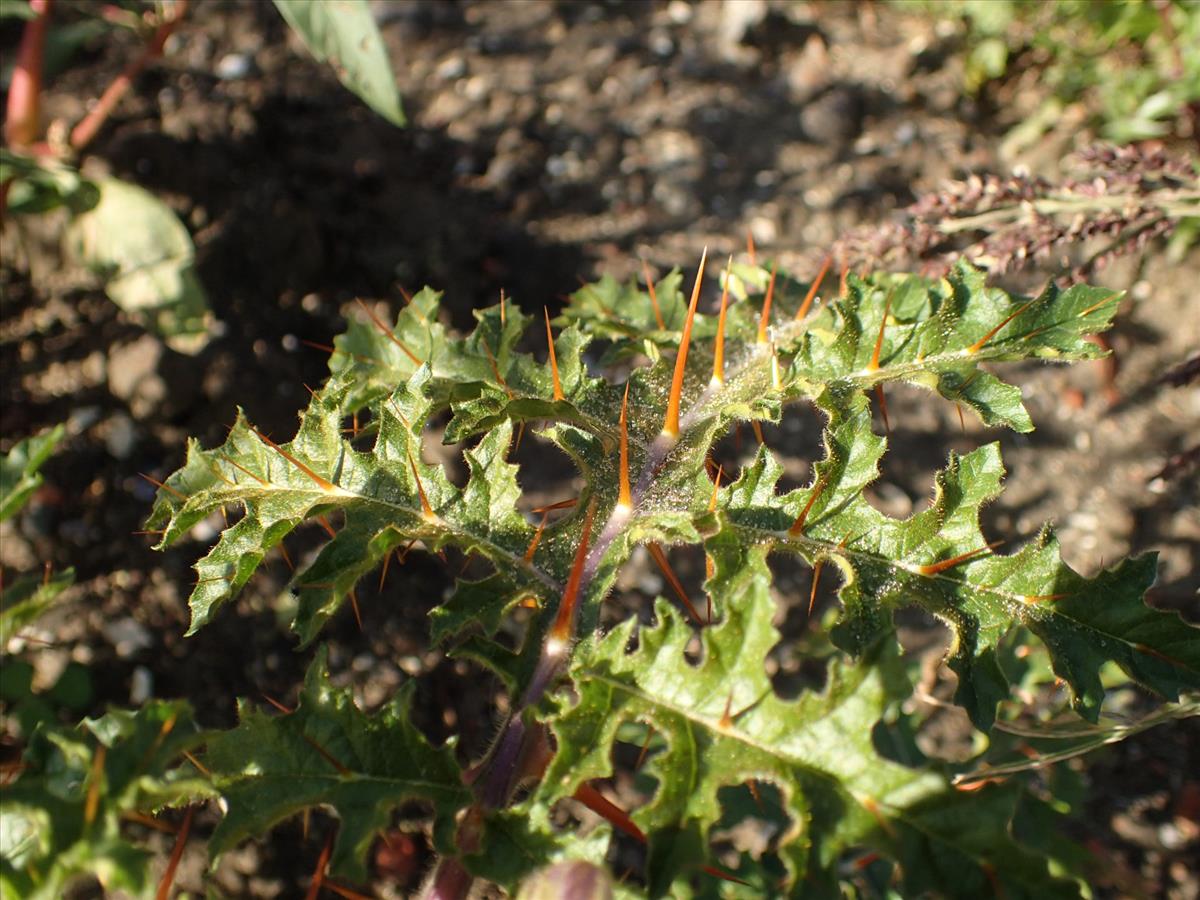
left=155, top=806, right=194, bottom=900
left=4, top=0, right=51, bottom=149
left=69, top=0, right=189, bottom=153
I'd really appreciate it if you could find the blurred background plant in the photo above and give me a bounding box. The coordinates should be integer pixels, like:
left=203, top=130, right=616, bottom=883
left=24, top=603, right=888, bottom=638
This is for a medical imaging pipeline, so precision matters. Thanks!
left=1, top=0, right=402, bottom=354
left=899, top=0, right=1200, bottom=146
left=0, top=423, right=82, bottom=801
left=836, top=142, right=1200, bottom=280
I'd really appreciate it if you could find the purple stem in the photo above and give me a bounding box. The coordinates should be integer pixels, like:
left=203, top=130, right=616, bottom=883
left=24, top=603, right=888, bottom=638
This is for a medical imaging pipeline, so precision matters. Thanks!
left=475, top=344, right=770, bottom=806
left=420, top=857, right=473, bottom=900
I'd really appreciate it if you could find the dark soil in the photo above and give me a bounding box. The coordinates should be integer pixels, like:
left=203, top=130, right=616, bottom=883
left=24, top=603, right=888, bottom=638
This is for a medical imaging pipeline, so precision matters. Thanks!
left=2, top=1, right=1197, bottom=898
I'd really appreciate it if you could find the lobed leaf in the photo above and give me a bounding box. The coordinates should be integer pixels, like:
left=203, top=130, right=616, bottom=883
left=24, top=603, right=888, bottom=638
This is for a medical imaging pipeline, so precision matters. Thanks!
left=717, top=391, right=1200, bottom=727
left=782, top=261, right=1121, bottom=432
left=330, top=292, right=619, bottom=450
left=535, top=539, right=1080, bottom=897
left=146, top=368, right=557, bottom=644
left=150, top=261, right=1193, bottom=719
left=204, top=647, right=467, bottom=881
left=148, top=257, right=1197, bottom=893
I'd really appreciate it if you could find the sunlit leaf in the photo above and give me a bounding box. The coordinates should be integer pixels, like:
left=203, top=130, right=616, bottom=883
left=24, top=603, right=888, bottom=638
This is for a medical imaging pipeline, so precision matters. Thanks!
left=148, top=258, right=1197, bottom=890
left=273, top=0, right=405, bottom=126
left=1, top=424, right=65, bottom=522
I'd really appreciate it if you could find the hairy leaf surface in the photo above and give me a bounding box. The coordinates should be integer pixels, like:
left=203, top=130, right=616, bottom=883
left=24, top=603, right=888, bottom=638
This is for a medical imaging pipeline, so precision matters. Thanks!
left=537, top=540, right=1080, bottom=897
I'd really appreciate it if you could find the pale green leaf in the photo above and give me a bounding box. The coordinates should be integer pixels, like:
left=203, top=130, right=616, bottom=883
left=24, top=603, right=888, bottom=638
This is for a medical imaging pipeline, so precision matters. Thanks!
left=63, top=176, right=212, bottom=354
left=273, top=0, right=405, bottom=126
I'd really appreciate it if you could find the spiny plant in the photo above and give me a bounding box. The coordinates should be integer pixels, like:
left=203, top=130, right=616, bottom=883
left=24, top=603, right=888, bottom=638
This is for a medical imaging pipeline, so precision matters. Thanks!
left=20, top=252, right=1200, bottom=896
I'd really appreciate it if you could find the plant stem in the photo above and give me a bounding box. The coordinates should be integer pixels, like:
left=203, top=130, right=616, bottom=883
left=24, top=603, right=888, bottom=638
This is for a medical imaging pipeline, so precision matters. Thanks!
left=936, top=190, right=1200, bottom=234
left=420, top=857, right=472, bottom=900
left=69, top=0, right=189, bottom=153
left=4, top=0, right=51, bottom=149
left=480, top=715, right=526, bottom=808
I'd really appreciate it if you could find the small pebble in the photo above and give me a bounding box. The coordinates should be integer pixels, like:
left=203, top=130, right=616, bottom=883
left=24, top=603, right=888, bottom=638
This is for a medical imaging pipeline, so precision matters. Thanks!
left=436, top=55, right=466, bottom=81
left=130, top=666, right=153, bottom=704
left=649, top=31, right=674, bottom=58
left=103, top=413, right=138, bottom=460
left=1158, top=822, right=1185, bottom=850
left=215, top=52, right=253, bottom=81
left=102, top=617, right=154, bottom=658
left=666, top=0, right=692, bottom=24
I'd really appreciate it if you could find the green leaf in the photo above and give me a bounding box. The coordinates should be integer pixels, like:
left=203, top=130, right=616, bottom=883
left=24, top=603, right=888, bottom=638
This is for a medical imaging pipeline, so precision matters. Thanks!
left=146, top=368, right=557, bottom=645
left=0, top=1, right=37, bottom=19
left=562, top=270, right=690, bottom=337
left=0, top=151, right=97, bottom=216
left=329, top=287, right=459, bottom=413
left=0, top=567, right=74, bottom=645
left=272, top=0, right=405, bottom=126
left=150, top=256, right=1194, bottom=892
left=719, top=392, right=1200, bottom=727
left=205, top=646, right=467, bottom=880
left=0, top=702, right=213, bottom=900
left=558, top=264, right=777, bottom=365
left=63, top=175, right=213, bottom=354
left=535, top=540, right=1080, bottom=897
left=558, top=270, right=703, bottom=363
left=1, top=424, right=65, bottom=521
left=151, top=260, right=1189, bottom=721
left=329, top=292, right=618, bottom=449
left=787, top=262, right=1121, bottom=432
